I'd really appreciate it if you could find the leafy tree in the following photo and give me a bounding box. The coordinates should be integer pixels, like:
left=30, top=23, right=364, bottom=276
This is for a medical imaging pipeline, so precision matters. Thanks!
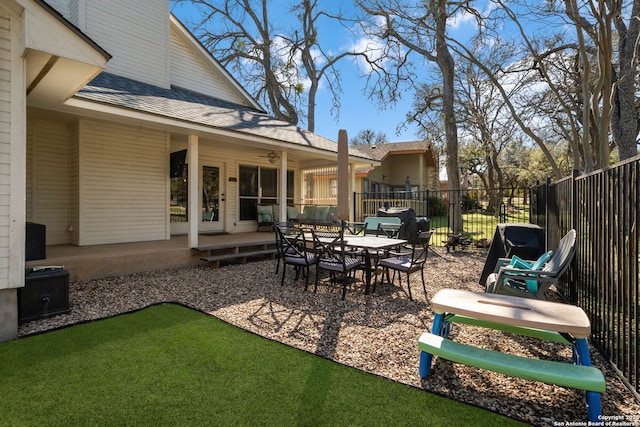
left=177, top=0, right=370, bottom=131
left=447, top=0, right=640, bottom=173
left=350, top=129, right=387, bottom=146
left=356, top=0, right=465, bottom=232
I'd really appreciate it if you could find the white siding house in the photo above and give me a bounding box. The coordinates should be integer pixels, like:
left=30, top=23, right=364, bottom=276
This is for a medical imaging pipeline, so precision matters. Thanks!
left=0, top=11, right=15, bottom=292
left=170, top=20, right=243, bottom=104
left=78, top=120, right=169, bottom=245
left=0, top=0, right=110, bottom=341
left=57, top=0, right=171, bottom=88
left=0, top=0, right=378, bottom=342
left=83, top=0, right=170, bottom=87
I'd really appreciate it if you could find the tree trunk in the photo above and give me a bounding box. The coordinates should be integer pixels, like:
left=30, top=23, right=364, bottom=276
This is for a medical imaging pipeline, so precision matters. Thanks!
left=435, top=0, right=462, bottom=233
left=307, top=79, right=317, bottom=132
left=612, top=0, right=640, bottom=161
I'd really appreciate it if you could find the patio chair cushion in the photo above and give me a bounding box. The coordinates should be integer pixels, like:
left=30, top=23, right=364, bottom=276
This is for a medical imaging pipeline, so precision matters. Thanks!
left=508, top=251, right=553, bottom=292
left=327, top=206, right=338, bottom=223
left=299, top=205, right=315, bottom=219
left=313, top=206, right=330, bottom=221
left=284, top=251, right=318, bottom=266
left=257, top=205, right=273, bottom=223
left=287, top=206, right=299, bottom=220
left=318, top=255, right=361, bottom=272
left=378, top=256, right=418, bottom=273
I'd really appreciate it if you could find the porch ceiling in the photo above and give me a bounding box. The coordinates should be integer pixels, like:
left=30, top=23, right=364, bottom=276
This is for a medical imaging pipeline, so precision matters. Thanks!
left=172, top=132, right=351, bottom=168
left=25, top=50, right=105, bottom=108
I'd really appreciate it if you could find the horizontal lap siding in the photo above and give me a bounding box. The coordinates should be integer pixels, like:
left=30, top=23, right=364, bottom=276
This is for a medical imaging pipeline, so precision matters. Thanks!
left=47, top=0, right=70, bottom=20
left=80, top=120, right=167, bottom=245
left=85, top=0, right=169, bottom=87
left=0, top=13, right=9, bottom=284
left=170, top=28, right=242, bottom=104
left=26, top=118, right=71, bottom=245
left=69, top=122, right=79, bottom=244
left=26, top=119, right=33, bottom=223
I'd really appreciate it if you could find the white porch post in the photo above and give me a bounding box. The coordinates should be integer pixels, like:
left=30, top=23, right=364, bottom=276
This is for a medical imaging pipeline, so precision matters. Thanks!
left=349, top=162, right=356, bottom=222
left=419, top=153, right=425, bottom=193
left=279, top=151, right=287, bottom=223
left=187, top=134, right=199, bottom=248
left=337, top=130, right=349, bottom=223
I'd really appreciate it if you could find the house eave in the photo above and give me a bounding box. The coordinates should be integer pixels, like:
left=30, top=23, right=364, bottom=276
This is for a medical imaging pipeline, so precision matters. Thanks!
left=60, top=97, right=380, bottom=166
left=21, top=0, right=110, bottom=107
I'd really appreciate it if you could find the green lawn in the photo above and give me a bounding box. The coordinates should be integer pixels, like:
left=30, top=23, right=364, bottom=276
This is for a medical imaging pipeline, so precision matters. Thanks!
left=429, top=207, right=530, bottom=247
left=0, top=304, right=524, bottom=426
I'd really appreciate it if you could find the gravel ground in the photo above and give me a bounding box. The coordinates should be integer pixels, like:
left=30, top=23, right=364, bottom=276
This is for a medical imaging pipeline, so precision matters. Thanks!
left=18, top=247, right=640, bottom=426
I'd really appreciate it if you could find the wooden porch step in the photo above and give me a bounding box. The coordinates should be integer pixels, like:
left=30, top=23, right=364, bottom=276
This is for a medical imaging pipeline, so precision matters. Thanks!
left=200, top=245, right=277, bottom=268
left=196, top=240, right=275, bottom=253
left=200, top=248, right=277, bottom=263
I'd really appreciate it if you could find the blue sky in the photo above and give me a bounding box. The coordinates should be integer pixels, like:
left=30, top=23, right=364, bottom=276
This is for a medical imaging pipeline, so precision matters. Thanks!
left=170, top=1, right=422, bottom=143
left=169, top=1, right=558, bottom=147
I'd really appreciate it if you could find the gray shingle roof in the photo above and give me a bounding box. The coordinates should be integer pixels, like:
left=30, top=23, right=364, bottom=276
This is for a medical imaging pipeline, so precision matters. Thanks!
left=73, top=72, right=377, bottom=161
left=367, top=140, right=432, bottom=161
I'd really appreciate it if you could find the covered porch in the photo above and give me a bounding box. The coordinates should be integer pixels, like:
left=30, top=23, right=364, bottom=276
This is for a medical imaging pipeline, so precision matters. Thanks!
left=26, top=232, right=277, bottom=282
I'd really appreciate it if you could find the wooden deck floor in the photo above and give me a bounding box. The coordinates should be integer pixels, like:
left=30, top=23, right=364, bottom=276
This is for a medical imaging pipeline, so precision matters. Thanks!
left=25, top=232, right=277, bottom=281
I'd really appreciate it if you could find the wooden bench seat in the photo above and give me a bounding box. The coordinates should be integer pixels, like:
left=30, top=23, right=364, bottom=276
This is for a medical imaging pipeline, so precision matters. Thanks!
left=418, top=332, right=606, bottom=392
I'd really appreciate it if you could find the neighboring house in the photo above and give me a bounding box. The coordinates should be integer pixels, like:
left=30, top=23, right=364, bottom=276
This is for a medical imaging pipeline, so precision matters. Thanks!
left=356, top=140, right=439, bottom=197
left=350, top=140, right=438, bottom=218
left=298, top=140, right=439, bottom=208
left=0, top=0, right=377, bottom=341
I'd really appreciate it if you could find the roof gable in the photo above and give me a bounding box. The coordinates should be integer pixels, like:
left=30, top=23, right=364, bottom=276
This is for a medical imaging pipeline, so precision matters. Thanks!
left=169, top=14, right=263, bottom=111
left=367, top=140, right=436, bottom=165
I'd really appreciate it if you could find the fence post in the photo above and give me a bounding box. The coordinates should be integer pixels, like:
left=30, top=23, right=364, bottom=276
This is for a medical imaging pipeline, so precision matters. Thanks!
left=352, top=191, right=356, bottom=222
left=571, top=169, right=579, bottom=231
left=570, top=169, right=579, bottom=303
left=545, top=177, right=551, bottom=251
left=425, top=189, right=430, bottom=218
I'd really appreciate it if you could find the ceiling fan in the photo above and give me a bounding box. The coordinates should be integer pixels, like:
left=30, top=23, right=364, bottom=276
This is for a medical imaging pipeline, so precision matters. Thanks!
left=259, top=151, right=280, bottom=164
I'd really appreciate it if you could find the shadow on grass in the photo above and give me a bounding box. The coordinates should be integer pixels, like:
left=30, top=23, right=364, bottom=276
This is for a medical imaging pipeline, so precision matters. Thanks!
left=1, top=303, right=524, bottom=426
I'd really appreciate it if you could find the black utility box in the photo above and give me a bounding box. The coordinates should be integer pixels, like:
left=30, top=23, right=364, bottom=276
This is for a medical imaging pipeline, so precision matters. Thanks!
left=377, top=207, right=418, bottom=242
left=19, top=268, right=70, bottom=323
left=479, top=223, right=545, bottom=285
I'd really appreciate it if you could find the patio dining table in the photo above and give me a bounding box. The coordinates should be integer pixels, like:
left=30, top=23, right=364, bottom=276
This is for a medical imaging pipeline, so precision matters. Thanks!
left=310, top=233, right=407, bottom=295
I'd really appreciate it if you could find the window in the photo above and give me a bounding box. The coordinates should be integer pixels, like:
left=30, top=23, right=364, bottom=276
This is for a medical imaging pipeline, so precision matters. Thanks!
left=239, top=165, right=294, bottom=221
left=170, top=165, right=188, bottom=222
left=287, top=170, right=294, bottom=204
left=202, top=166, right=220, bottom=221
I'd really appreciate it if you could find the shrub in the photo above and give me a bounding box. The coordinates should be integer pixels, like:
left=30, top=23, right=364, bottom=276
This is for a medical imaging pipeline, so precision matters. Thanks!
left=461, top=194, right=480, bottom=212
left=427, top=196, right=448, bottom=217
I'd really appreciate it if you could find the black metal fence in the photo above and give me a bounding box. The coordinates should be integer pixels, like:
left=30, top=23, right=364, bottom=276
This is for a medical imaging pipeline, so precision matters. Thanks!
left=353, top=188, right=530, bottom=247
left=531, top=159, right=640, bottom=399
